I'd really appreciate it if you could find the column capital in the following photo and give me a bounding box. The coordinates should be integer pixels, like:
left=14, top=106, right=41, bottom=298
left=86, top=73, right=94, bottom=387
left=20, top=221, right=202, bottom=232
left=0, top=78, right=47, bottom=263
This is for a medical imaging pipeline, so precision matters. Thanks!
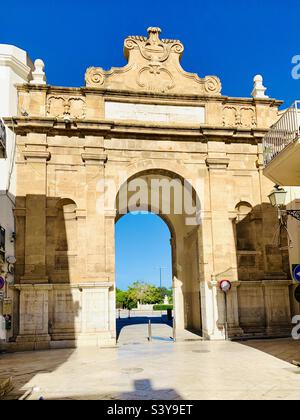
left=104, top=209, right=117, bottom=218
left=19, top=275, right=49, bottom=284
left=15, top=283, right=52, bottom=291
left=23, top=151, right=51, bottom=162
left=206, top=157, right=230, bottom=169
left=81, top=153, right=107, bottom=166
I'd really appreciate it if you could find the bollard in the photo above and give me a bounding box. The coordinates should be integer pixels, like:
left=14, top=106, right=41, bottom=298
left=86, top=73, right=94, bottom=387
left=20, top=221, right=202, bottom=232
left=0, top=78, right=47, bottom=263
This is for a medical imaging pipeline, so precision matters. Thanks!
left=173, top=318, right=176, bottom=342
left=148, top=320, right=152, bottom=341
left=224, top=292, right=228, bottom=341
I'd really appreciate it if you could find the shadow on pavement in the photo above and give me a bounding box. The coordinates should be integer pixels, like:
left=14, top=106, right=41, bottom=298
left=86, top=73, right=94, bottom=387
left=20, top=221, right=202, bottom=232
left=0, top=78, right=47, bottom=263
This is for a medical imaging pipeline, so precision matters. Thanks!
left=238, top=338, right=300, bottom=364
left=116, top=316, right=173, bottom=340
left=44, top=379, right=183, bottom=400
left=0, top=349, right=75, bottom=400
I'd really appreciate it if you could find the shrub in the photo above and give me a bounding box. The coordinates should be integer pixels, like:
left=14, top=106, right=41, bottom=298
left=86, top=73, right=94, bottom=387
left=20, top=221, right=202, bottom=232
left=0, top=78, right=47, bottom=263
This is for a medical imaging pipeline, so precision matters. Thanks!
left=153, top=304, right=173, bottom=311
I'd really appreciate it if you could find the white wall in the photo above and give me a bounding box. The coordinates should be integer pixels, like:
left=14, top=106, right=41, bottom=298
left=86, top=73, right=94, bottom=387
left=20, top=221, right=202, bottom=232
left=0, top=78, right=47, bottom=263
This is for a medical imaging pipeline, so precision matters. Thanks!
left=286, top=187, right=300, bottom=269
left=0, top=44, right=32, bottom=341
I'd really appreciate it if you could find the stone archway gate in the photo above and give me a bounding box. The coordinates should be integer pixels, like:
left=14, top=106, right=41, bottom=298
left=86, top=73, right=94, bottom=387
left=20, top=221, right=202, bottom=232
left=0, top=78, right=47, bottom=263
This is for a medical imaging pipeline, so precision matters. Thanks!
left=4, top=27, right=297, bottom=351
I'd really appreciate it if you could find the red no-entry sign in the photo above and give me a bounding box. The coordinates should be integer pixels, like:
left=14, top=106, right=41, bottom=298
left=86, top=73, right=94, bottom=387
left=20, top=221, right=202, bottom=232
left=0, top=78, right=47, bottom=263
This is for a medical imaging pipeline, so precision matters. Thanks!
left=220, top=280, right=232, bottom=293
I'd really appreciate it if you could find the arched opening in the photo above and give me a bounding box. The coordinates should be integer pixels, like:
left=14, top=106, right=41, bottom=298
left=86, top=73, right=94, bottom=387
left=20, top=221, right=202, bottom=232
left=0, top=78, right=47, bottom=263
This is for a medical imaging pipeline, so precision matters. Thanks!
left=114, top=168, right=203, bottom=341
left=115, top=212, right=173, bottom=342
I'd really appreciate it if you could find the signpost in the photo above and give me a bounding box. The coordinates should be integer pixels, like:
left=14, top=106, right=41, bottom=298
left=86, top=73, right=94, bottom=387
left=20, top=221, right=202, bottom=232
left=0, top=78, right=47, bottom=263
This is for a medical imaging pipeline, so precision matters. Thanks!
left=220, top=280, right=232, bottom=293
left=291, top=265, right=300, bottom=304
left=295, top=285, right=300, bottom=304
left=292, top=264, right=300, bottom=283
left=219, top=280, right=232, bottom=340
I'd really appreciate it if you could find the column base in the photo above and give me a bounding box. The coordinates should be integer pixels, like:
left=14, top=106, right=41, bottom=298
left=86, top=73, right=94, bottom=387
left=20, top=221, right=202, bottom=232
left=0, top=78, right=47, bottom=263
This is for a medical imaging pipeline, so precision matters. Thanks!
left=75, top=332, right=116, bottom=348
left=265, top=326, right=292, bottom=337
left=228, top=326, right=244, bottom=338
left=50, top=332, right=116, bottom=349
left=15, top=334, right=51, bottom=351
left=202, top=328, right=226, bottom=341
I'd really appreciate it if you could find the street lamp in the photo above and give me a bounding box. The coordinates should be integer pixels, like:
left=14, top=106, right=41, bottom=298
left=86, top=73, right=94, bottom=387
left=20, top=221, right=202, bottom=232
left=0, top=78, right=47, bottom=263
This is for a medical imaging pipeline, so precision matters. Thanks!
left=268, top=185, right=287, bottom=208
left=268, top=185, right=300, bottom=222
left=155, top=266, right=167, bottom=289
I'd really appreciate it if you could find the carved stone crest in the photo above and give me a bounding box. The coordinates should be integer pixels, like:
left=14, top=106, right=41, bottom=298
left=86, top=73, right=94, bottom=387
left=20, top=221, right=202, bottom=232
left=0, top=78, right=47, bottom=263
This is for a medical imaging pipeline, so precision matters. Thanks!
left=47, top=96, right=86, bottom=119
left=85, top=27, right=222, bottom=96
left=223, top=105, right=257, bottom=128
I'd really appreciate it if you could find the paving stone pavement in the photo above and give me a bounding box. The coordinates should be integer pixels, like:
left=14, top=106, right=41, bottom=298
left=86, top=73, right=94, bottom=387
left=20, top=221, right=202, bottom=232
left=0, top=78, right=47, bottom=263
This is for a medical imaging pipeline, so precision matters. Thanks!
left=1, top=318, right=300, bottom=400
left=239, top=338, right=300, bottom=365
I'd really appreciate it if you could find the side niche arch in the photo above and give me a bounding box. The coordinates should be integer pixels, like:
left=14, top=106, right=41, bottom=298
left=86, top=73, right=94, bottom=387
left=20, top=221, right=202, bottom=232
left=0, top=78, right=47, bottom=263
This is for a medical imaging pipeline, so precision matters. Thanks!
left=234, top=201, right=261, bottom=282
left=235, top=201, right=255, bottom=251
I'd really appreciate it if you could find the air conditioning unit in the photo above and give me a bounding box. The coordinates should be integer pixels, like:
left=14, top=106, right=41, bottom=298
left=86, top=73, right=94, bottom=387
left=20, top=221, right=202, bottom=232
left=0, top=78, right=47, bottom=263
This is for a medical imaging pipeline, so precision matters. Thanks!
left=0, top=119, right=7, bottom=159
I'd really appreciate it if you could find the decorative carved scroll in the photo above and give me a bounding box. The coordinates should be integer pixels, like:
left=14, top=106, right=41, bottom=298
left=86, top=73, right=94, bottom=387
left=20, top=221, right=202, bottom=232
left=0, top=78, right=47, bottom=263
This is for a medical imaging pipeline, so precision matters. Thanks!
left=223, top=105, right=257, bottom=128
left=47, top=96, right=86, bottom=119
left=85, top=27, right=222, bottom=96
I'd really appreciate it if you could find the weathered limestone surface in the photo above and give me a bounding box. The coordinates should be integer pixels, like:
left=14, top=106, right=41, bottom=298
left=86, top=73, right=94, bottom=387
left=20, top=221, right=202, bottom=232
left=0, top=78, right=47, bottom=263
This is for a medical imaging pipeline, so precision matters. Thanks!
left=0, top=377, right=13, bottom=398
left=2, top=27, right=295, bottom=351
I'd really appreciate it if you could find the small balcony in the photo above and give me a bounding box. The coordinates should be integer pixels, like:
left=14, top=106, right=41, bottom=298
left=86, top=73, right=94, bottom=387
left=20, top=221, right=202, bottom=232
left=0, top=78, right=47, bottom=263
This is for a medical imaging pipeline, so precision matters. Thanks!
left=0, top=119, right=6, bottom=158
left=263, top=101, right=300, bottom=186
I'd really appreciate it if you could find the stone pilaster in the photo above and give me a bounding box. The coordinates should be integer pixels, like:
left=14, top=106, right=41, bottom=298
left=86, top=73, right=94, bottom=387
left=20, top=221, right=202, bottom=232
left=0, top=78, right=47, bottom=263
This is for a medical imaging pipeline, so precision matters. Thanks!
left=74, top=282, right=115, bottom=347
left=205, top=155, right=230, bottom=276
left=263, top=280, right=293, bottom=336
left=21, top=145, right=49, bottom=283
left=104, top=209, right=116, bottom=279
left=201, top=279, right=225, bottom=340
left=15, top=284, right=52, bottom=350
left=83, top=148, right=107, bottom=279
left=227, top=282, right=244, bottom=337
left=203, top=154, right=242, bottom=339
left=104, top=209, right=117, bottom=341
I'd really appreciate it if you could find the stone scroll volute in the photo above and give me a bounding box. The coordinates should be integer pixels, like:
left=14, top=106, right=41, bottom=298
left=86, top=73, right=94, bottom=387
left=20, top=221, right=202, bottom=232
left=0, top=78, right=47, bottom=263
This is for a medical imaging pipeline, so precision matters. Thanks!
left=85, top=27, right=222, bottom=96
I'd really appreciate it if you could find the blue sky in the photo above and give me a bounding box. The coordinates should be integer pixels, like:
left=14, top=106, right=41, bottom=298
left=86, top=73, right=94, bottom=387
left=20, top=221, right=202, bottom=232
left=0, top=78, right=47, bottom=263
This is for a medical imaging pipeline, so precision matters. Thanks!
left=1, top=1, right=299, bottom=289
left=115, top=214, right=173, bottom=290
left=1, top=0, right=299, bottom=105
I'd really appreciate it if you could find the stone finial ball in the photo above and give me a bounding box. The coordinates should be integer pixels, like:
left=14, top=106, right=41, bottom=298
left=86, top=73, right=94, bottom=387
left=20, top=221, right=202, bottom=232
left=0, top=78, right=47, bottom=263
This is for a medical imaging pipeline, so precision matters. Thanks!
left=254, top=74, right=263, bottom=83
left=34, top=59, right=45, bottom=70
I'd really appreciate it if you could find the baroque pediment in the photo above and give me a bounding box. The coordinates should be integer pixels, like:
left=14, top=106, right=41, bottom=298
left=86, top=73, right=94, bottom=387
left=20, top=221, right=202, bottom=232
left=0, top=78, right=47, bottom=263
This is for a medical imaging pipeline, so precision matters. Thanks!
left=85, top=27, right=222, bottom=96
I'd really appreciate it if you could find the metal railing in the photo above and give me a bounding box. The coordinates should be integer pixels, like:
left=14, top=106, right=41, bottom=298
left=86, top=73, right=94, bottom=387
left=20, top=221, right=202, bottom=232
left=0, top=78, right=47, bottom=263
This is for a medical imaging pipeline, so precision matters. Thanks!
left=263, top=101, right=300, bottom=166
left=0, top=119, right=6, bottom=156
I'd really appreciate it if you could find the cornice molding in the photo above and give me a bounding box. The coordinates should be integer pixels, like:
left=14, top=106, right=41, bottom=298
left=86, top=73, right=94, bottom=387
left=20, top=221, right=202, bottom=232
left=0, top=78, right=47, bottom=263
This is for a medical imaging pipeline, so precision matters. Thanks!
left=15, top=83, right=283, bottom=108
left=5, top=117, right=269, bottom=143
left=0, top=54, right=31, bottom=81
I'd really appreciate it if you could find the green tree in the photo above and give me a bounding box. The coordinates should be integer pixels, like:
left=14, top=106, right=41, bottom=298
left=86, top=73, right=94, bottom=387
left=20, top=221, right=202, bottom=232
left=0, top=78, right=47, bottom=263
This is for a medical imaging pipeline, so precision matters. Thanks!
left=116, top=288, right=138, bottom=309
left=127, top=281, right=163, bottom=305
left=117, top=283, right=173, bottom=309
left=124, top=295, right=137, bottom=310
left=143, top=284, right=161, bottom=304
left=157, top=287, right=173, bottom=304
left=116, top=288, right=127, bottom=309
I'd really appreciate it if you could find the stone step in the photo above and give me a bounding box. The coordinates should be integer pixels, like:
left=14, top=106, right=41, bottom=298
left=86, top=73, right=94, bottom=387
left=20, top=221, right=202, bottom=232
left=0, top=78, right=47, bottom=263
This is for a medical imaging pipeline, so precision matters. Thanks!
left=0, top=377, right=13, bottom=398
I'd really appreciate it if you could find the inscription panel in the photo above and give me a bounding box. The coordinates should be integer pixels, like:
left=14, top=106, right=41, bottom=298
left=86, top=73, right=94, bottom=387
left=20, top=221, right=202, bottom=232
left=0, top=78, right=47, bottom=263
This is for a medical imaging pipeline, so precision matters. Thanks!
left=105, top=102, right=205, bottom=124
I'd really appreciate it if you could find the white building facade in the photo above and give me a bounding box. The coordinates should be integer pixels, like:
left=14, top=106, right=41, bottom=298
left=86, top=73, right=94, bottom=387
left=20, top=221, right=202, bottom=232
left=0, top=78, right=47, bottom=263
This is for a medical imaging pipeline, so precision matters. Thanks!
left=263, top=102, right=300, bottom=308
left=0, top=45, right=33, bottom=343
